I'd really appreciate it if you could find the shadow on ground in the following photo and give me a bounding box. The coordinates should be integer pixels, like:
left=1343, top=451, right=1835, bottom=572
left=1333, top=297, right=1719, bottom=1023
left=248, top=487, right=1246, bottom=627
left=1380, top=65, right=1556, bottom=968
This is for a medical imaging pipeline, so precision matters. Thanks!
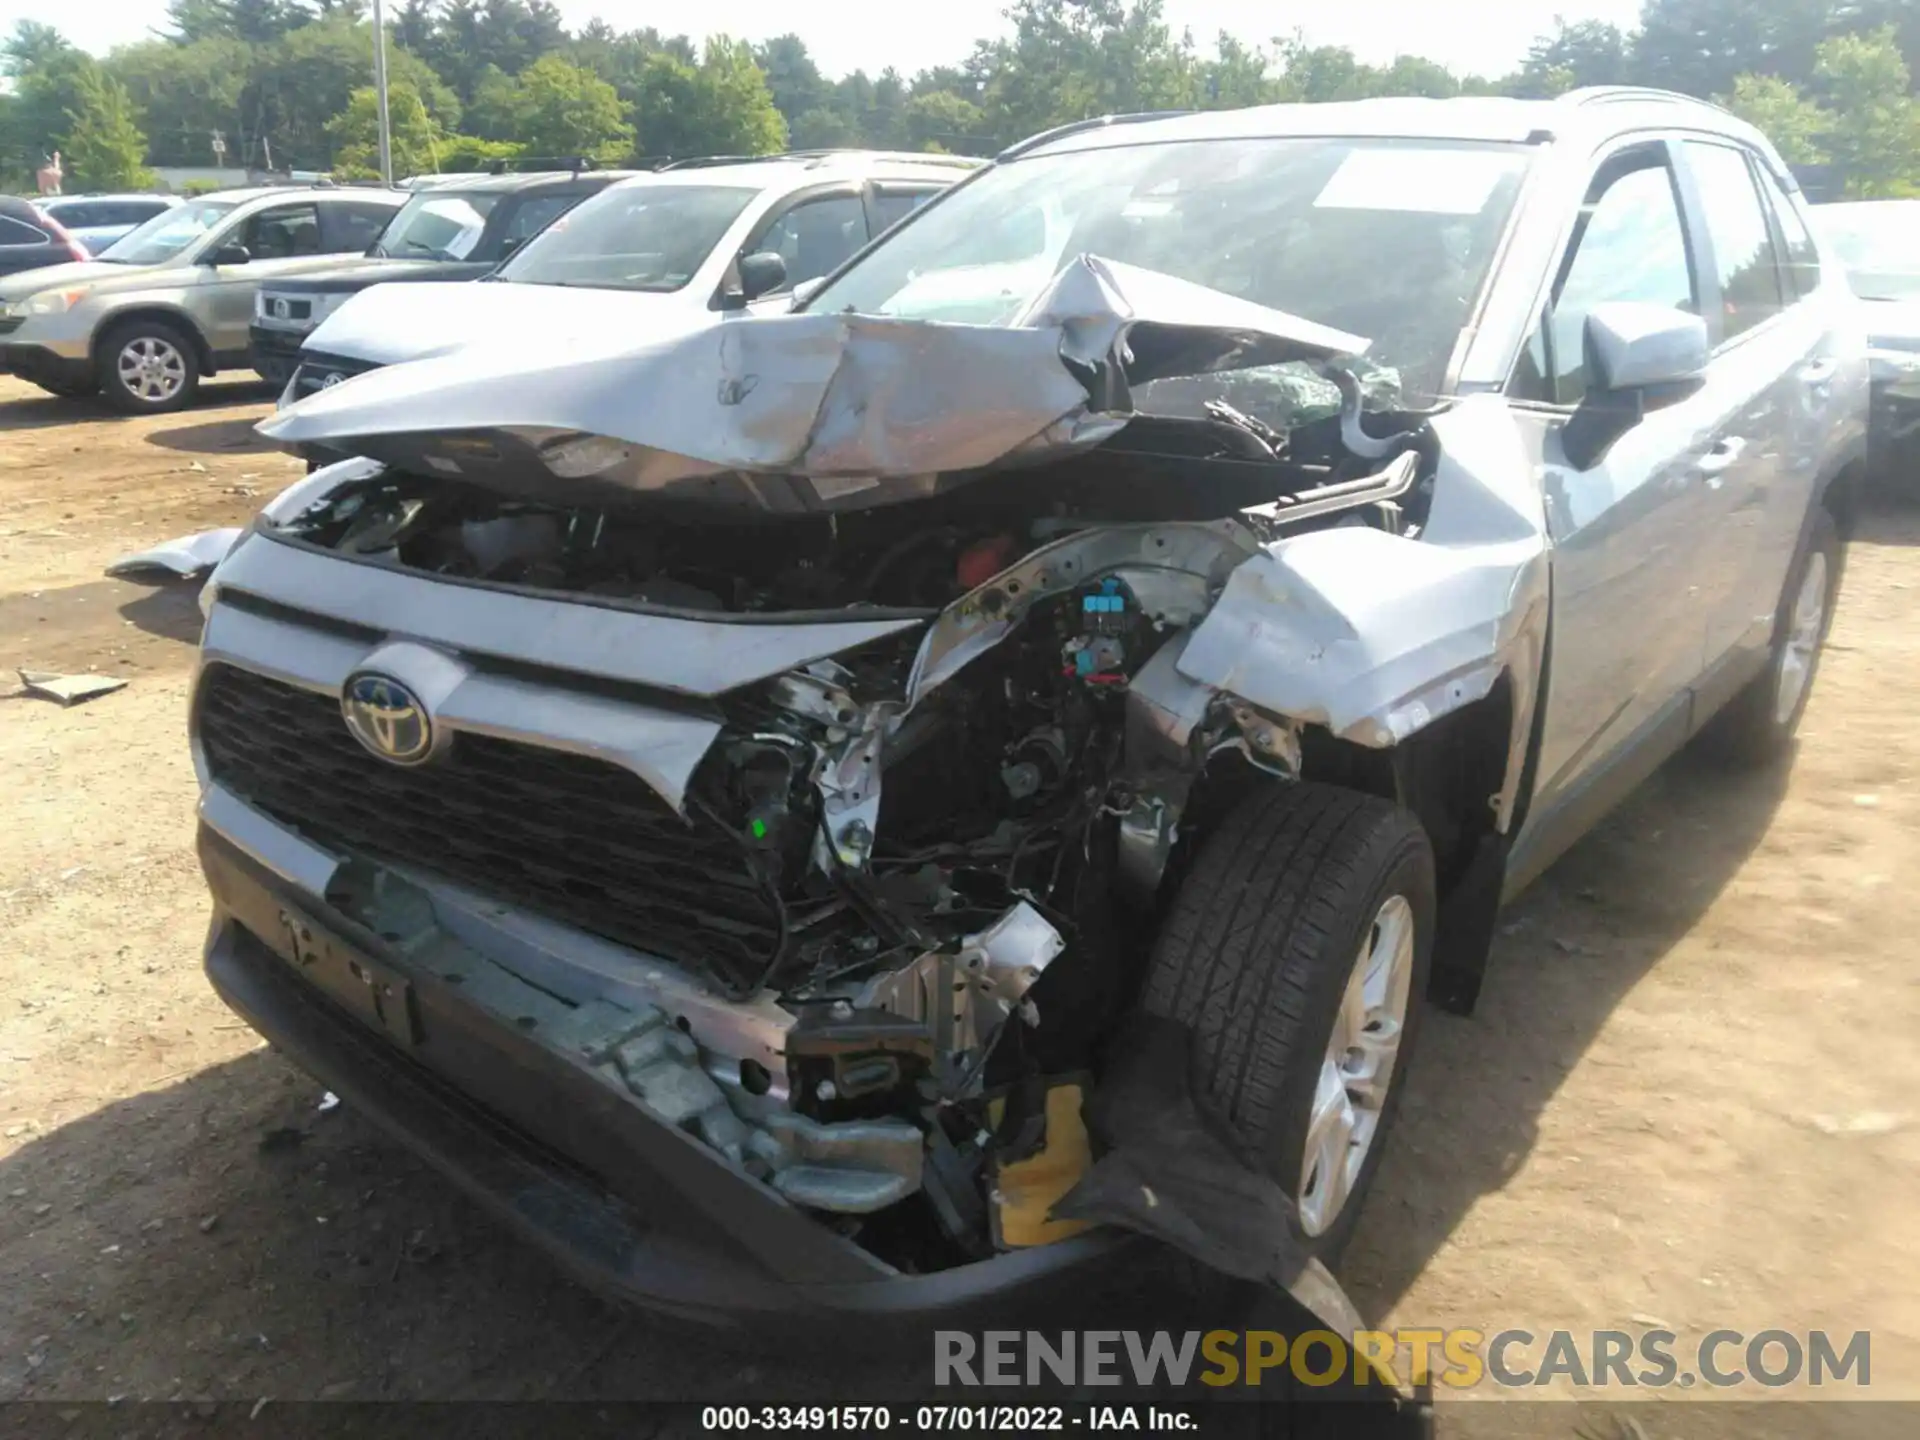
left=146, top=402, right=281, bottom=456
left=1345, top=748, right=1792, bottom=1313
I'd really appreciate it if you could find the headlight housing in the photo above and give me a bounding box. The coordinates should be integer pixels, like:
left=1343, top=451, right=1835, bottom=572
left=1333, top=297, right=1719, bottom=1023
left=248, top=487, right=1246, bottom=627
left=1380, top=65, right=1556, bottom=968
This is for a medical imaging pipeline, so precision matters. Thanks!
left=23, top=287, right=89, bottom=316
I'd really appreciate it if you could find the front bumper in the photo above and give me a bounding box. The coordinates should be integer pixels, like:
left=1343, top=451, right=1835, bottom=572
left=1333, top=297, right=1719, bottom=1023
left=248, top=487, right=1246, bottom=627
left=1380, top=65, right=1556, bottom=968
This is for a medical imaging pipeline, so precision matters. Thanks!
left=249, top=323, right=311, bottom=386
left=198, top=821, right=1138, bottom=1327
left=1, top=343, right=93, bottom=388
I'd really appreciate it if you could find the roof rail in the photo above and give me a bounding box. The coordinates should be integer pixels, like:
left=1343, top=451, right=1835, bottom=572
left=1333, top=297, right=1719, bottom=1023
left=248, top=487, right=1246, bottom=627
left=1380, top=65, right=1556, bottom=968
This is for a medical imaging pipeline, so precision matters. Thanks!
left=1561, top=85, right=1736, bottom=118
left=483, top=155, right=611, bottom=176
left=657, top=148, right=984, bottom=172
left=997, top=110, right=1193, bottom=162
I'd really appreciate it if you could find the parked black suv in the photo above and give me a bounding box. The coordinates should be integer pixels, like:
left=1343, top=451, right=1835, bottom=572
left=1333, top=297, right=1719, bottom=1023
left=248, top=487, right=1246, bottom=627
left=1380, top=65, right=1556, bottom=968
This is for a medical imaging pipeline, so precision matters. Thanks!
left=248, top=168, right=637, bottom=385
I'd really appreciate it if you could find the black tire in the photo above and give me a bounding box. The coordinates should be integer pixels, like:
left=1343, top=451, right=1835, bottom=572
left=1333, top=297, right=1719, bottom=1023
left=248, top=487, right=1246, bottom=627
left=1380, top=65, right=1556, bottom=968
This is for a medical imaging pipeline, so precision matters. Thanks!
left=1699, top=507, right=1841, bottom=767
left=31, top=375, right=98, bottom=400
left=96, top=319, right=201, bottom=414
left=1142, top=782, right=1435, bottom=1260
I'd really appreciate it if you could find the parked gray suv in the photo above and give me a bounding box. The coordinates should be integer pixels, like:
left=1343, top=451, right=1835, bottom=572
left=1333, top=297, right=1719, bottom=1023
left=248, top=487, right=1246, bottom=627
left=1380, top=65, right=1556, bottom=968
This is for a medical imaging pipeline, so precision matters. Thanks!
left=193, top=88, right=1863, bottom=1325
left=0, top=185, right=403, bottom=412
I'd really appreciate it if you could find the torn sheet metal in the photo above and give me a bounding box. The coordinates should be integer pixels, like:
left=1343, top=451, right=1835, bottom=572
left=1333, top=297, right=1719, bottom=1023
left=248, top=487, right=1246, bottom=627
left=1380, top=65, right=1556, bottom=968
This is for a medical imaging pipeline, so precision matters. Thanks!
left=18, top=669, right=127, bottom=705
left=1177, top=396, right=1549, bottom=826
left=256, top=255, right=1366, bottom=510
left=105, top=527, right=244, bottom=580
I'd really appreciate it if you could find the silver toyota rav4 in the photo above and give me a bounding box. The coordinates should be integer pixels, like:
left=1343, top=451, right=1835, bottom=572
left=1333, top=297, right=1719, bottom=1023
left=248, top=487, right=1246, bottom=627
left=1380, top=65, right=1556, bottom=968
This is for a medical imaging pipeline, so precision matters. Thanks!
left=191, top=88, right=1864, bottom=1324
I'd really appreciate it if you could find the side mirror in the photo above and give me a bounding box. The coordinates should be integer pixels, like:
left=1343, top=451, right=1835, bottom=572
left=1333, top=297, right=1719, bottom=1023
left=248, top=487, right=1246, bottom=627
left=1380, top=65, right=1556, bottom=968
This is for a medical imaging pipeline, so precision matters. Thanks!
left=205, top=242, right=251, bottom=267
left=790, top=276, right=827, bottom=309
left=737, top=250, right=788, bottom=303
left=1562, top=302, right=1709, bottom=470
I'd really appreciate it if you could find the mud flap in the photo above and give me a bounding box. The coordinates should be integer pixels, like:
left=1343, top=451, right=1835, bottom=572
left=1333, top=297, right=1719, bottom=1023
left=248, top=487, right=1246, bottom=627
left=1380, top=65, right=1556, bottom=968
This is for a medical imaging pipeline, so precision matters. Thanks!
left=1054, top=1014, right=1371, bottom=1337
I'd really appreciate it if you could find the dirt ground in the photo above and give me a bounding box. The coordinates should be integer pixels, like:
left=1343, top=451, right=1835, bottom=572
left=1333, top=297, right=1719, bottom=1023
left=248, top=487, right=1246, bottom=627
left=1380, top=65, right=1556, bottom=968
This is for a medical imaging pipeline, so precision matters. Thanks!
left=1, top=374, right=1917, bottom=1433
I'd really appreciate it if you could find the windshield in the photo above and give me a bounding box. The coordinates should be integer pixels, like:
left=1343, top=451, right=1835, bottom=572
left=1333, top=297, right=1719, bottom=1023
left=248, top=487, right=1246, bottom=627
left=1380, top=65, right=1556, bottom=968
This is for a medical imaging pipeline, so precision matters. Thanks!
left=807, top=137, right=1530, bottom=416
left=1814, top=201, right=1920, bottom=302
left=98, top=199, right=236, bottom=266
left=496, top=183, right=756, bottom=292
left=372, top=190, right=500, bottom=260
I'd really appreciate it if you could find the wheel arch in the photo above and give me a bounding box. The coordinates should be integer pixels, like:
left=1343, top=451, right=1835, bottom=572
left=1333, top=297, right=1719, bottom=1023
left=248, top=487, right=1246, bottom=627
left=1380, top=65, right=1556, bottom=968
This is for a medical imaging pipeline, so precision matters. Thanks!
left=90, top=305, right=216, bottom=376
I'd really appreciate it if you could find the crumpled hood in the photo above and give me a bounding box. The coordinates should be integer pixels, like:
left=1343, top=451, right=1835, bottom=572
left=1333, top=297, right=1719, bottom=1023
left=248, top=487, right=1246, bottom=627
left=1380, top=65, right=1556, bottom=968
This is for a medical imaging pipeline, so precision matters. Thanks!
left=260, top=255, right=1367, bottom=502
left=0, top=260, right=135, bottom=303
left=300, top=278, right=692, bottom=365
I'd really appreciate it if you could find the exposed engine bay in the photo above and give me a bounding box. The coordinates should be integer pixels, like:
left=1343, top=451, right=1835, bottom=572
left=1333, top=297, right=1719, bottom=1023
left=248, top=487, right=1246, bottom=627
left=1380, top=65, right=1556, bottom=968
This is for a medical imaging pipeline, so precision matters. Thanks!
left=239, top=377, right=1439, bottom=1267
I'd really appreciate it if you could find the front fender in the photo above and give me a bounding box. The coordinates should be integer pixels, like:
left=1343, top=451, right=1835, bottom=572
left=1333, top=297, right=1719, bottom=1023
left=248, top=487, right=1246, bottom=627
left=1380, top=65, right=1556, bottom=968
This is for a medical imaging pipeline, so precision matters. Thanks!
left=1179, top=395, right=1550, bottom=833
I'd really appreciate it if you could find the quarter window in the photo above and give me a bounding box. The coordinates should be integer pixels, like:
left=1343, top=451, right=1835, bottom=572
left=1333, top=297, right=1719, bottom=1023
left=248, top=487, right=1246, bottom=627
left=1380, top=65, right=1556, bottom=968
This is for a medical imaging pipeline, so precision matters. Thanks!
left=1516, top=157, right=1698, bottom=406
left=0, top=216, right=50, bottom=246
left=1683, top=141, right=1784, bottom=340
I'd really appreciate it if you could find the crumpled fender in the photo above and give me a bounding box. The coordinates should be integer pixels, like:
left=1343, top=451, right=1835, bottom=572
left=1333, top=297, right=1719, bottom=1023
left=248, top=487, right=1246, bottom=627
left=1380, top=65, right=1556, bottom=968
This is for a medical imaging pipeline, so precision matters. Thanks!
left=1178, top=395, right=1549, bottom=830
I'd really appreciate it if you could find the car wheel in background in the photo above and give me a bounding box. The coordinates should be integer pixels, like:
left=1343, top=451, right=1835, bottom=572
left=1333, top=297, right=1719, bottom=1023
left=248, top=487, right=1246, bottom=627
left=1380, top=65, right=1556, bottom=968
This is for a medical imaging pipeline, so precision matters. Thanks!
left=1141, top=782, right=1436, bottom=1259
left=1700, top=506, right=1842, bottom=767
left=97, top=320, right=200, bottom=415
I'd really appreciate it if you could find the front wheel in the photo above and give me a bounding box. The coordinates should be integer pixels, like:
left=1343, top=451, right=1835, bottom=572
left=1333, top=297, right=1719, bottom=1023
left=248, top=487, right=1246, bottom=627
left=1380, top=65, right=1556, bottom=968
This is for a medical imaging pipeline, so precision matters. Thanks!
left=97, top=320, right=200, bottom=415
left=1142, top=782, right=1435, bottom=1259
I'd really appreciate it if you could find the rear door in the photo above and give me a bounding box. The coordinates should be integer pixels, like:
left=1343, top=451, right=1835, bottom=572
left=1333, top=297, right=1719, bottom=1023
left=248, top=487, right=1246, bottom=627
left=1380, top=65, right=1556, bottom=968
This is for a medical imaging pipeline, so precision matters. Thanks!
left=1511, top=139, right=1729, bottom=819
left=1672, top=138, right=1820, bottom=675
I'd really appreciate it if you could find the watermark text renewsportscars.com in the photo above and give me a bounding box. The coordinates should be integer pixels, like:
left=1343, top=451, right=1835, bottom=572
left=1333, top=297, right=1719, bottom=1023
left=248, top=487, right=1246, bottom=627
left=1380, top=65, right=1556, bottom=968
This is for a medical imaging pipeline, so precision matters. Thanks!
left=934, top=1328, right=1872, bottom=1391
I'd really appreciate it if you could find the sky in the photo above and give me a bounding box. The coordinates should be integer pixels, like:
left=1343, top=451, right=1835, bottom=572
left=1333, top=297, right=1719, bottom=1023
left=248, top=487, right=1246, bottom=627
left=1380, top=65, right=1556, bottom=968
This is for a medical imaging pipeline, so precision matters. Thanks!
left=0, top=0, right=1649, bottom=81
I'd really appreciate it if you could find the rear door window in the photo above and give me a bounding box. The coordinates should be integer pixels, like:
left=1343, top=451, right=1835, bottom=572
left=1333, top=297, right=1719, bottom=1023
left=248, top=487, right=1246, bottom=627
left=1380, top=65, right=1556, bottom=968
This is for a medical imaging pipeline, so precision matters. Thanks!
left=324, top=202, right=396, bottom=254
left=1751, top=164, right=1822, bottom=301
left=1683, top=141, right=1785, bottom=340
left=244, top=203, right=322, bottom=259
left=871, top=187, right=938, bottom=233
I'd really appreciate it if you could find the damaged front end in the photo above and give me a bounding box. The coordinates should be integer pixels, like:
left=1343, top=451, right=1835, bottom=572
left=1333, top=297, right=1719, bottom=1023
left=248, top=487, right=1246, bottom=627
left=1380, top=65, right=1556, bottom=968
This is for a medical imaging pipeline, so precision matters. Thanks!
left=200, top=255, right=1545, bottom=1300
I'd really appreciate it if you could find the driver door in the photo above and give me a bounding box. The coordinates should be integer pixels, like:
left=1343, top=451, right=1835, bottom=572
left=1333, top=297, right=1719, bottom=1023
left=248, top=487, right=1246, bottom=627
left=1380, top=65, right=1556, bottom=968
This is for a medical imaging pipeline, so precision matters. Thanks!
left=201, top=201, right=324, bottom=354
left=1509, top=140, right=1735, bottom=860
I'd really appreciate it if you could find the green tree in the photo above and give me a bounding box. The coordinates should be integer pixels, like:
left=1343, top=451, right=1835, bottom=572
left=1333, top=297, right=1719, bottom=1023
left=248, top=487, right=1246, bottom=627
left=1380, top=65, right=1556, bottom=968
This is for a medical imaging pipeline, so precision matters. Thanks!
left=62, top=65, right=153, bottom=188
left=325, top=78, right=445, bottom=176
left=1719, top=73, right=1830, bottom=165
left=483, top=53, right=631, bottom=159
left=1811, top=26, right=1920, bottom=196
left=1199, top=34, right=1279, bottom=110
left=1632, top=0, right=1837, bottom=98
left=166, top=0, right=311, bottom=46
left=630, top=39, right=785, bottom=160
left=971, top=0, right=1199, bottom=145
left=3, top=23, right=91, bottom=177
left=106, top=37, right=251, bottom=167
left=1515, top=18, right=1630, bottom=97
left=900, top=90, right=986, bottom=152
left=245, top=17, right=460, bottom=169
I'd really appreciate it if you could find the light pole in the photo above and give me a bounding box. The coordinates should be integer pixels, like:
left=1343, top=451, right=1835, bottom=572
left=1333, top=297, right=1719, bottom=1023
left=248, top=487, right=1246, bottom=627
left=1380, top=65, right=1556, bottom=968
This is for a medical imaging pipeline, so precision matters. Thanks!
left=371, top=0, right=394, bottom=185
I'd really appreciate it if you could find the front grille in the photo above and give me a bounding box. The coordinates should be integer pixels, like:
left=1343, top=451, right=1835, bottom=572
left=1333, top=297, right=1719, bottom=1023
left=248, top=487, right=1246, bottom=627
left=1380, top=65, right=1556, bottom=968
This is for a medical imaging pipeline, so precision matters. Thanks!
left=197, top=664, right=784, bottom=995
left=291, top=351, right=378, bottom=399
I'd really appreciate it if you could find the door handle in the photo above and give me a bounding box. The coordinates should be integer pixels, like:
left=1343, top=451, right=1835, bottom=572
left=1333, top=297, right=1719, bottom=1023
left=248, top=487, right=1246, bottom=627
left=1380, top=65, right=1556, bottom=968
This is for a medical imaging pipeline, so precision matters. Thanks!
left=1697, top=436, right=1746, bottom=479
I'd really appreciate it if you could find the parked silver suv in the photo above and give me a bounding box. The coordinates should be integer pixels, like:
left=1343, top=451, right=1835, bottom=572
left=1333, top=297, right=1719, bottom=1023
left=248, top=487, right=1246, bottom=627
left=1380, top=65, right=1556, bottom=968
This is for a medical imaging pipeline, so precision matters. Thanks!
left=195, top=89, right=1863, bottom=1325
left=0, top=185, right=403, bottom=412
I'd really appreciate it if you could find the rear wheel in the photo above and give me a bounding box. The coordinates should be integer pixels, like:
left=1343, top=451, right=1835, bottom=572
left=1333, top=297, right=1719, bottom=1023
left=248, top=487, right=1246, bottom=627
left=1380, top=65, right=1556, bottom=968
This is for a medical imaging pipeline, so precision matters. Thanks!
left=97, top=320, right=200, bottom=414
left=1142, top=782, right=1435, bottom=1258
left=1701, top=507, right=1840, bottom=766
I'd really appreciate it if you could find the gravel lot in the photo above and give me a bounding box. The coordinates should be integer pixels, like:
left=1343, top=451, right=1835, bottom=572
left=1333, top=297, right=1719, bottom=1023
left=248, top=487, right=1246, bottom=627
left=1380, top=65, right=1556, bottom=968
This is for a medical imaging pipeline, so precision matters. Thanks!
left=1, top=374, right=1916, bottom=1434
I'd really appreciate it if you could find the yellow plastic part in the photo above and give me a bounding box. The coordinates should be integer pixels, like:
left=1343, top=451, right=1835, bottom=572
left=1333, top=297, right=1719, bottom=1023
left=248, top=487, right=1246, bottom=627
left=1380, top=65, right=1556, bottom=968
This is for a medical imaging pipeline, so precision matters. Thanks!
left=989, top=1081, right=1094, bottom=1249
